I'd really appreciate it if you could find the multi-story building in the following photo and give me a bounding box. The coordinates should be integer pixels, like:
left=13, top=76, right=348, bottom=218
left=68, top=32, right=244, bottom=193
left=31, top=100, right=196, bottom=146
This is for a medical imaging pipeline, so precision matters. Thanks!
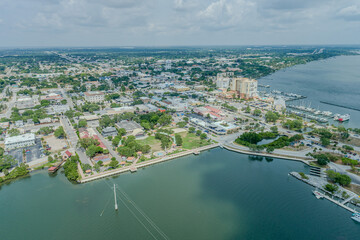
left=5, top=133, right=36, bottom=150
left=216, top=72, right=233, bottom=89
left=84, top=91, right=105, bottom=103
left=230, top=77, right=258, bottom=99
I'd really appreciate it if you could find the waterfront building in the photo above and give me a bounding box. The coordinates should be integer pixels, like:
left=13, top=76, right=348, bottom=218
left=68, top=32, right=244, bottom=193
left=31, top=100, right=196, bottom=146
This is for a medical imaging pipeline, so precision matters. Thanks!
left=216, top=72, right=233, bottom=89
left=230, top=77, right=258, bottom=99
left=5, top=133, right=36, bottom=150
left=84, top=91, right=105, bottom=103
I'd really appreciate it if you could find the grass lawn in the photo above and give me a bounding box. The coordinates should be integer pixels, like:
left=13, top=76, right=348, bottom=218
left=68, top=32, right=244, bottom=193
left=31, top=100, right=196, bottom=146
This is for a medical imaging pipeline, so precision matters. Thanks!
left=181, top=132, right=211, bottom=150
left=136, top=136, right=162, bottom=152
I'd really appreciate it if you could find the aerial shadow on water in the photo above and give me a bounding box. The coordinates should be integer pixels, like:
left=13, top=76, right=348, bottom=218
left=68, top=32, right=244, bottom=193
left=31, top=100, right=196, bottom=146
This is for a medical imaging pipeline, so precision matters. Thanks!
left=194, top=148, right=313, bottom=239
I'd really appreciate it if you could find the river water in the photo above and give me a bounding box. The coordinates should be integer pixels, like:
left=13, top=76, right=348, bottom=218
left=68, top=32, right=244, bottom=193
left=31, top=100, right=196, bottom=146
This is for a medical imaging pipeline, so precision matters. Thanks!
left=259, top=55, right=360, bottom=128
left=1, top=148, right=360, bottom=240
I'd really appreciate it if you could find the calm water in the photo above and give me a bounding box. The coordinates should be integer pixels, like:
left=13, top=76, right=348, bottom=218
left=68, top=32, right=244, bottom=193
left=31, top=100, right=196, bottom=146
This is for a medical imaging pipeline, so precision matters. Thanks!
left=260, top=55, right=360, bottom=128
left=1, top=148, right=360, bottom=240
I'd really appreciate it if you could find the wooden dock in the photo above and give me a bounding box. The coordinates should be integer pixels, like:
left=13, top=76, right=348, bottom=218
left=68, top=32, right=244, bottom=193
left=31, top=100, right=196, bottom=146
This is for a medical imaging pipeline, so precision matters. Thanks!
left=48, top=158, right=67, bottom=173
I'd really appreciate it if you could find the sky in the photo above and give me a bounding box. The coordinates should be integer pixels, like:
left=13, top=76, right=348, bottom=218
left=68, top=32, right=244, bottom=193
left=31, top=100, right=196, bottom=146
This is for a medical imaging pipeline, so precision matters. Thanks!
left=0, top=0, right=359, bottom=47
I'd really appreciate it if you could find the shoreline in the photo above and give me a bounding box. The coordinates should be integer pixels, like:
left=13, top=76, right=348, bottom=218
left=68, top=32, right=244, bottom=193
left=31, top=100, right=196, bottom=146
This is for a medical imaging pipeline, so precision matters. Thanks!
left=289, top=172, right=358, bottom=214
left=79, top=143, right=220, bottom=183
left=223, top=144, right=311, bottom=166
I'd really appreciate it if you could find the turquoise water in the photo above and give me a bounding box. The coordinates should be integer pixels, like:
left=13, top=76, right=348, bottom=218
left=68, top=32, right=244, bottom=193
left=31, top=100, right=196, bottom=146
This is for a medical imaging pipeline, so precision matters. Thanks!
left=1, top=148, right=360, bottom=239
left=260, top=55, right=360, bottom=128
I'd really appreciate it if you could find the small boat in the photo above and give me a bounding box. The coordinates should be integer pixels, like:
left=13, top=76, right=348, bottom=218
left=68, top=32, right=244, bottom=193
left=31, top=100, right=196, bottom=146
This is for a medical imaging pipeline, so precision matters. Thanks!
left=334, top=114, right=350, bottom=122
left=351, top=212, right=360, bottom=223
left=312, top=190, right=324, bottom=199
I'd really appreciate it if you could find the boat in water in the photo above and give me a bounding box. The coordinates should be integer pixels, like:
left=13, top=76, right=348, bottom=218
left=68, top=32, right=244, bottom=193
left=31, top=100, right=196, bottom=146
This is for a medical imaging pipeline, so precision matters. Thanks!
left=312, top=190, right=324, bottom=199
left=351, top=212, right=360, bottom=223
left=334, top=114, right=350, bottom=122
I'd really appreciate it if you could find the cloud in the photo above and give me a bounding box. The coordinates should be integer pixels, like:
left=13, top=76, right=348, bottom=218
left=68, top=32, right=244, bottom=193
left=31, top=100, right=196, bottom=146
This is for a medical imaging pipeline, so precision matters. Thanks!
left=337, top=5, right=360, bottom=21
left=0, top=0, right=359, bottom=46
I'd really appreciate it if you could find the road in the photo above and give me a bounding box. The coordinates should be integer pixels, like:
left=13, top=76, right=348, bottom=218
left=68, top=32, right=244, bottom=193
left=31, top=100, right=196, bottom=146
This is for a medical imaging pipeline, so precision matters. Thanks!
left=328, top=162, right=360, bottom=185
left=60, top=88, right=74, bottom=109
left=93, top=128, right=122, bottom=162
left=0, top=90, right=17, bottom=119
left=60, top=116, right=93, bottom=165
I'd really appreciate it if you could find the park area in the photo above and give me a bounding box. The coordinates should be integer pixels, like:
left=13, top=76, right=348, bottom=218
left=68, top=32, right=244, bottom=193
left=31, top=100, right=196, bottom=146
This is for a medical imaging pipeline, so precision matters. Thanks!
left=136, top=131, right=211, bottom=153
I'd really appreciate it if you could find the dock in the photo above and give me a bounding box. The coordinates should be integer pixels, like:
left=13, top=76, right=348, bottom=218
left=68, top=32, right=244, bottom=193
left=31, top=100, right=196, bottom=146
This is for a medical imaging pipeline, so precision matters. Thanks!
left=48, top=158, right=67, bottom=173
left=320, top=101, right=360, bottom=112
left=289, top=172, right=358, bottom=214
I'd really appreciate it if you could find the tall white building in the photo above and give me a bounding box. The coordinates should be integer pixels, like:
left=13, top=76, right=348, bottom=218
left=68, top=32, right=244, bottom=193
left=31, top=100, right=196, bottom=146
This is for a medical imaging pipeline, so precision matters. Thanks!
left=84, top=91, right=105, bottom=103
left=230, top=77, right=258, bottom=99
left=5, top=133, right=36, bottom=150
left=216, top=72, right=233, bottom=89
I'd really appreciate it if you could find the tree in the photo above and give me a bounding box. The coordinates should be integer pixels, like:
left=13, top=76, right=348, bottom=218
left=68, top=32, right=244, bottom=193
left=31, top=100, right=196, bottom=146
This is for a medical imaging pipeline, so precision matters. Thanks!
left=253, top=109, right=261, bottom=116
left=200, top=133, right=207, bottom=140
left=61, top=99, right=67, bottom=105
left=270, top=126, right=278, bottom=134
left=337, top=174, right=351, bottom=186
left=112, top=136, right=121, bottom=147
left=109, top=159, right=119, bottom=169
left=63, top=155, right=79, bottom=181
left=158, top=114, right=172, bottom=126
left=175, top=134, right=183, bottom=146
left=266, top=147, right=275, bottom=153
left=265, top=111, right=279, bottom=123
left=0, top=155, right=17, bottom=171
left=47, top=156, right=54, bottom=162
left=54, top=126, right=66, bottom=138
left=183, top=117, right=189, bottom=122
left=78, top=137, right=100, bottom=149
left=196, top=130, right=202, bottom=136
left=176, top=121, right=187, bottom=128
left=189, top=127, right=195, bottom=133
left=314, top=154, right=329, bottom=166
left=320, top=137, right=330, bottom=147
left=78, top=119, right=87, bottom=128
left=245, top=106, right=251, bottom=113
left=7, top=128, right=20, bottom=136
left=141, top=120, right=151, bottom=130
left=118, top=128, right=126, bottom=136
left=325, top=184, right=338, bottom=194
left=40, top=100, right=50, bottom=107
left=86, top=145, right=103, bottom=158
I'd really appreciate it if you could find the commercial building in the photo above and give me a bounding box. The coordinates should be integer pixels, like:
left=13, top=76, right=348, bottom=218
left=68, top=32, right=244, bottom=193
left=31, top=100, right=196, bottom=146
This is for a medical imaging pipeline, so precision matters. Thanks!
left=230, top=77, right=258, bottom=99
left=101, top=127, right=118, bottom=137
left=84, top=91, right=105, bottom=103
left=5, top=133, right=36, bottom=150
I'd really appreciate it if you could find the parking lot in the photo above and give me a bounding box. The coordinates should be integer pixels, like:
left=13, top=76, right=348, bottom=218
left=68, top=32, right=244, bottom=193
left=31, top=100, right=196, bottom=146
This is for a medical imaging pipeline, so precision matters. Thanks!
left=7, top=139, right=44, bottom=165
left=44, top=135, right=68, bottom=152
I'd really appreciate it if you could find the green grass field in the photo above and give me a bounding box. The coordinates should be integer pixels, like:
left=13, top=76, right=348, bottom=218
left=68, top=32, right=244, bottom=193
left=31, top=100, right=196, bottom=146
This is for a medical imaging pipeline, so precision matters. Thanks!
left=181, top=133, right=211, bottom=150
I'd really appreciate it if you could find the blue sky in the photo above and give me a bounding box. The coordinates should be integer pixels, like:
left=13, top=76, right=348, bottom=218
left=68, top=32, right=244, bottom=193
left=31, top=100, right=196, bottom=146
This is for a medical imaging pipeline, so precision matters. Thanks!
left=0, top=0, right=359, bottom=47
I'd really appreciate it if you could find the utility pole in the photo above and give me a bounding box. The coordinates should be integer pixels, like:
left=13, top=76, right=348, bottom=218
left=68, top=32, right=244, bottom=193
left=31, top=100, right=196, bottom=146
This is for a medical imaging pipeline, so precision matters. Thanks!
left=114, top=184, right=118, bottom=211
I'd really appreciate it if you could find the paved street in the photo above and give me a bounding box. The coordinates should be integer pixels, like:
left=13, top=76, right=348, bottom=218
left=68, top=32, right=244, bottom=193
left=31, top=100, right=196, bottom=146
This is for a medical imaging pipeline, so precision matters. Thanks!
left=93, top=128, right=122, bottom=162
left=60, top=116, right=93, bottom=165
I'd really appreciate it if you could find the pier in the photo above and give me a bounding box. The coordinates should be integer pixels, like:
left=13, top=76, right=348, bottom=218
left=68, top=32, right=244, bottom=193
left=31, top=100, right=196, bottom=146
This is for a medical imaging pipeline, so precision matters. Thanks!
left=48, top=158, right=67, bottom=173
left=320, top=101, right=360, bottom=112
left=290, top=172, right=358, bottom=214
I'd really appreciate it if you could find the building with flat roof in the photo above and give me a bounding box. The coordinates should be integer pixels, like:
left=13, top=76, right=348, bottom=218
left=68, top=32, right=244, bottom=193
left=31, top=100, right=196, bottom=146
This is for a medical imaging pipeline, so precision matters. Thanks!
left=230, top=77, right=258, bottom=99
left=5, top=133, right=36, bottom=150
left=101, top=127, right=118, bottom=137
left=84, top=91, right=105, bottom=103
